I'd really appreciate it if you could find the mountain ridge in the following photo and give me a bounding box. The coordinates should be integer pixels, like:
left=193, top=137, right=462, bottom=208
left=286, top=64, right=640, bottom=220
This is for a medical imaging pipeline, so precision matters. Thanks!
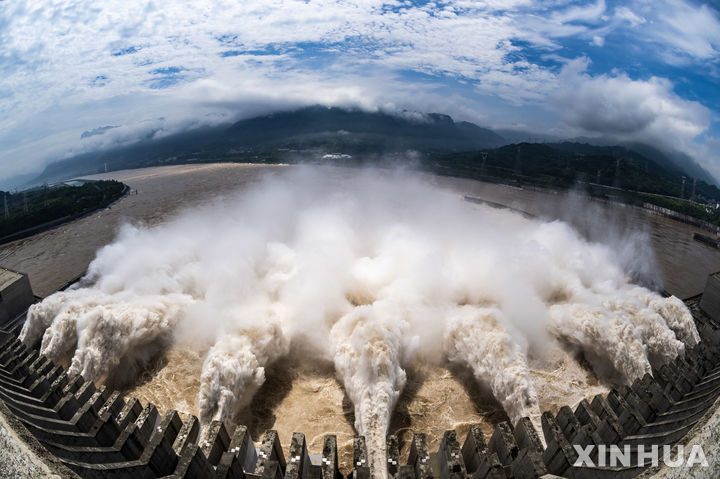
left=24, top=106, right=718, bottom=192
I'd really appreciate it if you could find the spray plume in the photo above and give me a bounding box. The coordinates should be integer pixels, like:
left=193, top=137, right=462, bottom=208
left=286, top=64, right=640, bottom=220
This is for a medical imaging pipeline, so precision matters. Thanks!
left=18, top=166, right=698, bottom=477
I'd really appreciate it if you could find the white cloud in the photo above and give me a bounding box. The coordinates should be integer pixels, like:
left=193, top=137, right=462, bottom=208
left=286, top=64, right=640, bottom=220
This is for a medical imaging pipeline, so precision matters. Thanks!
left=553, top=57, right=714, bottom=167
left=614, top=6, right=646, bottom=26
left=0, top=0, right=718, bottom=184
left=552, top=0, right=606, bottom=24
left=0, top=0, right=544, bottom=182
left=627, top=0, right=720, bottom=63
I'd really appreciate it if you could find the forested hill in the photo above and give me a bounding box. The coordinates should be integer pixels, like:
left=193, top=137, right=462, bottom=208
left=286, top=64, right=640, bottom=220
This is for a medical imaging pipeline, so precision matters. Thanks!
left=20, top=106, right=720, bottom=225
left=428, top=142, right=720, bottom=224
left=0, top=180, right=126, bottom=242
left=28, top=106, right=714, bottom=197
left=32, top=107, right=505, bottom=185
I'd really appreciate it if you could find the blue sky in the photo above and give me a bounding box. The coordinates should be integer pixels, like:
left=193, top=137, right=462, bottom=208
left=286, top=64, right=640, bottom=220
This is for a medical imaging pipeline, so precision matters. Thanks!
left=0, top=0, right=718, bottom=185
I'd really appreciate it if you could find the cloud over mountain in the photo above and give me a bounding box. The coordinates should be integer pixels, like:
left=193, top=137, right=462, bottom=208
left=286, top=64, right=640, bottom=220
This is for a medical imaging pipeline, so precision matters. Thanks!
left=0, top=0, right=718, bottom=184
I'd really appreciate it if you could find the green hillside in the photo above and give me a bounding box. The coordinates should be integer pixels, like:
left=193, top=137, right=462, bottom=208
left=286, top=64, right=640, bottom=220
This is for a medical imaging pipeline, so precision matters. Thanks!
left=0, top=180, right=126, bottom=241
left=428, top=143, right=720, bottom=225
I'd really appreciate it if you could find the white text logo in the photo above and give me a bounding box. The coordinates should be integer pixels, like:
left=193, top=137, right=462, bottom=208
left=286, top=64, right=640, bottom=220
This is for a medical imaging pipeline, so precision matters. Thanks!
left=573, top=444, right=709, bottom=468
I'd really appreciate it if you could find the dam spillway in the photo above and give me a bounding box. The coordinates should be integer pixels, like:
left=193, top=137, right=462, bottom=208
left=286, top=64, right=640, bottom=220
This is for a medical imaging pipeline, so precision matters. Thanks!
left=1, top=166, right=720, bottom=478
left=0, top=271, right=719, bottom=478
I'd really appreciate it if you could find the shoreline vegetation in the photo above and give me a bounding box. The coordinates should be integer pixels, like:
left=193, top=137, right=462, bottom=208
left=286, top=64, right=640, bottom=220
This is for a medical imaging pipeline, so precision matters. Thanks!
left=0, top=180, right=128, bottom=244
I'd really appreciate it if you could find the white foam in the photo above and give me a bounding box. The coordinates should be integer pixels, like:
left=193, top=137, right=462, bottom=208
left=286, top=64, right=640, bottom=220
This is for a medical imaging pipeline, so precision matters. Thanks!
left=19, top=167, right=698, bottom=476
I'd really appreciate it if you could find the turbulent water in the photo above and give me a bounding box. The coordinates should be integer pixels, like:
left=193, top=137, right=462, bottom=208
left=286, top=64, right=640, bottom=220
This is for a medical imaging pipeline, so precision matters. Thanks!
left=19, top=167, right=699, bottom=477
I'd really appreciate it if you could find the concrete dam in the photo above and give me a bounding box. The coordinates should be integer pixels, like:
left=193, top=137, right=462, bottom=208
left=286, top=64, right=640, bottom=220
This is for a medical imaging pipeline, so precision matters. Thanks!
left=0, top=266, right=719, bottom=478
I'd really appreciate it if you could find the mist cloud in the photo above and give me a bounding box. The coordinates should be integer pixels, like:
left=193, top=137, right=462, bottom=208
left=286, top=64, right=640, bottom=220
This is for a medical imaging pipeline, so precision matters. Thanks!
left=19, top=167, right=698, bottom=476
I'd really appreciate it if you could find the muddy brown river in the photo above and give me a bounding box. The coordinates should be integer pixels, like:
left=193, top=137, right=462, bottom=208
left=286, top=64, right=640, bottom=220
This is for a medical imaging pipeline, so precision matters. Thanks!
left=2, top=163, right=718, bottom=469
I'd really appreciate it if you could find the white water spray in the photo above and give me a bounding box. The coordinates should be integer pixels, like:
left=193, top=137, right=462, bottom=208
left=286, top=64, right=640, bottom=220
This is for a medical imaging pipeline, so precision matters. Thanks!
left=445, top=306, right=540, bottom=425
left=330, top=304, right=411, bottom=476
left=199, top=322, right=289, bottom=424
left=18, top=166, right=699, bottom=477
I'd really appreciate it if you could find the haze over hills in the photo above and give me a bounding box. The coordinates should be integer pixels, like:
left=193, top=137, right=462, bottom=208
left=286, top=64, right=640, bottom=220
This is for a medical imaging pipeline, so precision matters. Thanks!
left=565, top=138, right=717, bottom=186
left=21, top=107, right=720, bottom=206
left=432, top=142, right=720, bottom=202
left=225, top=106, right=506, bottom=150
left=28, top=106, right=505, bottom=185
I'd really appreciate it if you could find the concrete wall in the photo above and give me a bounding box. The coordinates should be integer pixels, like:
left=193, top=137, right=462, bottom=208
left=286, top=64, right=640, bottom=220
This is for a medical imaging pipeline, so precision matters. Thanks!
left=0, top=321, right=717, bottom=478
left=700, top=274, right=720, bottom=325
left=640, top=398, right=720, bottom=478
left=0, top=401, right=77, bottom=478
left=0, top=270, right=34, bottom=327
left=0, top=280, right=719, bottom=478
